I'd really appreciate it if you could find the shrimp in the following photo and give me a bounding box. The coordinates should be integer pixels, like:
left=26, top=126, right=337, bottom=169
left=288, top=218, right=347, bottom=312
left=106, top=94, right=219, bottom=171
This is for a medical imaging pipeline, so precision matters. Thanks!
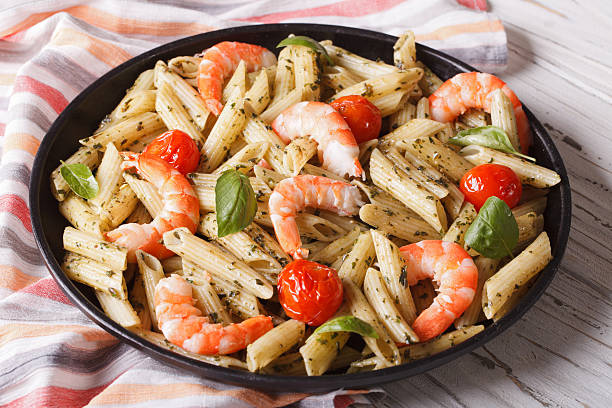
left=197, top=41, right=277, bottom=116
left=269, top=175, right=364, bottom=259
left=429, top=72, right=531, bottom=154
left=155, top=274, right=273, bottom=355
left=272, top=101, right=364, bottom=179
left=399, top=240, right=478, bottom=341
left=105, top=153, right=199, bottom=263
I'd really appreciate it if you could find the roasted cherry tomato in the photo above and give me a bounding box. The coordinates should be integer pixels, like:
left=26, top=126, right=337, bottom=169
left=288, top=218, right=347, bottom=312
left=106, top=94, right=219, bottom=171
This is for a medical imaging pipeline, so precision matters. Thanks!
left=277, top=260, right=343, bottom=326
left=330, top=95, right=382, bottom=144
left=143, top=129, right=200, bottom=175
left=460, top=163, right=522, bottom=211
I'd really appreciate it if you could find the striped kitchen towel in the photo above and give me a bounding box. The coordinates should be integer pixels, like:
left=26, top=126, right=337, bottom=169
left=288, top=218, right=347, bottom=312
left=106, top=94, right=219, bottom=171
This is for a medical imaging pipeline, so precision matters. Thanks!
left=0, top=1, right=505, bottom=407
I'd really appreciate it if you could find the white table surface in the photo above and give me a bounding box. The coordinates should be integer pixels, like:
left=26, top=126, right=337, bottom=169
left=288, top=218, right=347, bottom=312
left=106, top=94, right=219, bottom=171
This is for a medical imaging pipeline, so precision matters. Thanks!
left=373, top=1, right=612, bottom=406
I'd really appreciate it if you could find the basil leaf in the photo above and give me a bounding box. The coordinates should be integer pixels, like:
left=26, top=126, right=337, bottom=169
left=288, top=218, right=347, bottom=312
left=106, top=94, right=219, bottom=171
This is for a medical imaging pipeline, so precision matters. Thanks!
left=464, top=196, right=519, bottom=259
left=314, top=316, right=379, bottom=338
left=449, top=125, right=535, bottom=162
left=277, top=35, right=334, bottom=65
left=215, top=169, right=257, bottom=237
left=60, top=161, right=99, bottom=199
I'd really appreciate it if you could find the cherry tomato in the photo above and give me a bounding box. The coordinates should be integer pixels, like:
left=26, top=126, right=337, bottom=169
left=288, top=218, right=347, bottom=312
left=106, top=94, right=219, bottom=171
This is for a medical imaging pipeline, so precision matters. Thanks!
left=330, top=95, right=382, bottom=144
left=142, top=129, right=200, bottom=175
left=277, top=260, right=343, bottom=326
left=460, top=163, right=522, bottom=211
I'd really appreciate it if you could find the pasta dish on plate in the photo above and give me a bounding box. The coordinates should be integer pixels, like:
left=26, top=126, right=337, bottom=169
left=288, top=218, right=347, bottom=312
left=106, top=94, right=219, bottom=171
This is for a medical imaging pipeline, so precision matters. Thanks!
left=50, top=32, right=561, bottom=375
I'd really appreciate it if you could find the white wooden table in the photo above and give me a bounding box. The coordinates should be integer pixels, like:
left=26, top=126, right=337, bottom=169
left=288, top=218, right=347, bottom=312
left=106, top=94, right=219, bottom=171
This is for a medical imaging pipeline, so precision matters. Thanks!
left=375, top=1, right=612, bottom=406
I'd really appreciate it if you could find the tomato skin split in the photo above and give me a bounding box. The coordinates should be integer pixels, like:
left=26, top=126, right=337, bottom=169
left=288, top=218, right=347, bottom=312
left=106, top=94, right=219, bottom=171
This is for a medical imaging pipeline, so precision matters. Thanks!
left=460, top=163, right=522, bottom=211
left=331, top=95, right=382, bottom=144
left=143, top=129, right=200, bottom=175
left=277, top=260, right=343, bottom=326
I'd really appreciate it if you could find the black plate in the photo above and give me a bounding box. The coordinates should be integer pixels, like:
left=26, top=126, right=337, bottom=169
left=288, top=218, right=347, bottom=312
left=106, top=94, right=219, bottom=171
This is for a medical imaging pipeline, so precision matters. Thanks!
left=30, top=23, right=571, bottom=392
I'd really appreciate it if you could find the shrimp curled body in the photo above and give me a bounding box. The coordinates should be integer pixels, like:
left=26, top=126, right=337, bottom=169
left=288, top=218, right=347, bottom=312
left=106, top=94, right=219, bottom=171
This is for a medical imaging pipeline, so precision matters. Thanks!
left=399, top=240, right=478, bottom=341
left=269, top=175, right=364, bottom=259
left=429, top=72, right=531, bottom=153
left=155, top=274, right=273, bottom=355
left=105, top=153, right=199, bottom=263
left=272, top=101, right=364, bottom=179
left=198, top=41, right=277, bottom=116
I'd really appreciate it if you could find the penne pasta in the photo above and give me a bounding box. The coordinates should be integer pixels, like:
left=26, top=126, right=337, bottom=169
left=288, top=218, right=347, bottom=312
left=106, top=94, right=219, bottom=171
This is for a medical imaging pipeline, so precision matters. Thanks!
left=322, top=43, right=399, bottom=79
left=393, top=31, right=417, bottom=69
left=460, top=145, right=561, bottom=188
left=97, top=69, right=155, bottom=132
left=512, top=196, right=547, bottom=218
left=415, top=61, right=443, bottom=96
left=154, top=60, right=209, bottom=132
left=283, top=137, right=318, bottom=175
left=401, top=325, right=484, bottom=361
left=272, top=46, right=295, bottom=101
left=242, top=114, right=288, bottom=174
left=482, top=232, right=552, bottom=319
left=155, top=82, right=205, bottom=146
left=400, top=135, right=473, bottom=183
left=244, top=70, right=271, bottom=114
left=130, top=271, right=152, bottom=331
left=343, top=278, right=401, bottom=367
left=260, top=87, right=303, bottom=123
left=310, top=227, right=360, bottom=265
left=163, top=228, right=273, bottom=299
left=89, top=143, right=124, bottom=215
left=246, top=319, right=305, bottom=372
left=136, top=250, right=165, bottom=331
left=293, top=45, right=320, bottom=101
left=329, top=70, right=422, bottom=103
left=200, top=86, right=248, bottom=172
left=63, top=227, right=127, bottom=271
left=222, top=60, right=247, bottom=104
left=515, top=212, right=545, bottom=252
left=337, top=230, right=376, bottom=286
left=198, top=213, right=281, bottom=283
left=490, top=89, right=520, bottom=150
left=363, top=267, right=419, bottom=343
left=62, top=252, right=125, bottom=300
left=180, top=261, right=232, bottom=324
left=59, top=193, right=109, bottom=238
left=212, top=141, right=269, bottom=175
left=379, top=118, right=446, bottom=148
left=415, top=97, right=430, bottom=119
left=370, top=230, right=417, bottom=324
left=81, top=112, right=165, bottom=152
left=442, top=202, right=477, bottom=249
left=96, top=290, right=140, bottom=328
left=460, top=109, right=488, bottom=128
left=123, top=172, right=163, bottom=218
left=389, top=102, right=416, bottom=130
left=370, top=149, right=447, bottom=233
left=359, top=204, right=439, bottom=243
left=454, top=257, right=499, bottom=328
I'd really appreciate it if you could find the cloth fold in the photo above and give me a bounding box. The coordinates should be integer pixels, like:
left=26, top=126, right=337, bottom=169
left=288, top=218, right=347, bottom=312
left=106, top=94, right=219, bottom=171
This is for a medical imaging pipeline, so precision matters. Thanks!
left=0, top=1, right=505, bottom=406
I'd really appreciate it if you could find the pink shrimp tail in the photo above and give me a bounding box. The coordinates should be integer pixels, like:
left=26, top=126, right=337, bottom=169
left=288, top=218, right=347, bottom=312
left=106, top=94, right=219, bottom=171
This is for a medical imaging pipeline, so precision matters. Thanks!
left=272, top=102, right=364, bottom=179
left=154, top=275, right=273, bottom=355
left=400, top=240, right=478, bottom=341
left=105, top=154, right=199, bottom=262
left=197, top=41, right=277, bottom=116
left=269, top=175, right=364, bottom=259
left=428, top=72, right=531, bottom=154
left=204, top=99, right=224, bottom=116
